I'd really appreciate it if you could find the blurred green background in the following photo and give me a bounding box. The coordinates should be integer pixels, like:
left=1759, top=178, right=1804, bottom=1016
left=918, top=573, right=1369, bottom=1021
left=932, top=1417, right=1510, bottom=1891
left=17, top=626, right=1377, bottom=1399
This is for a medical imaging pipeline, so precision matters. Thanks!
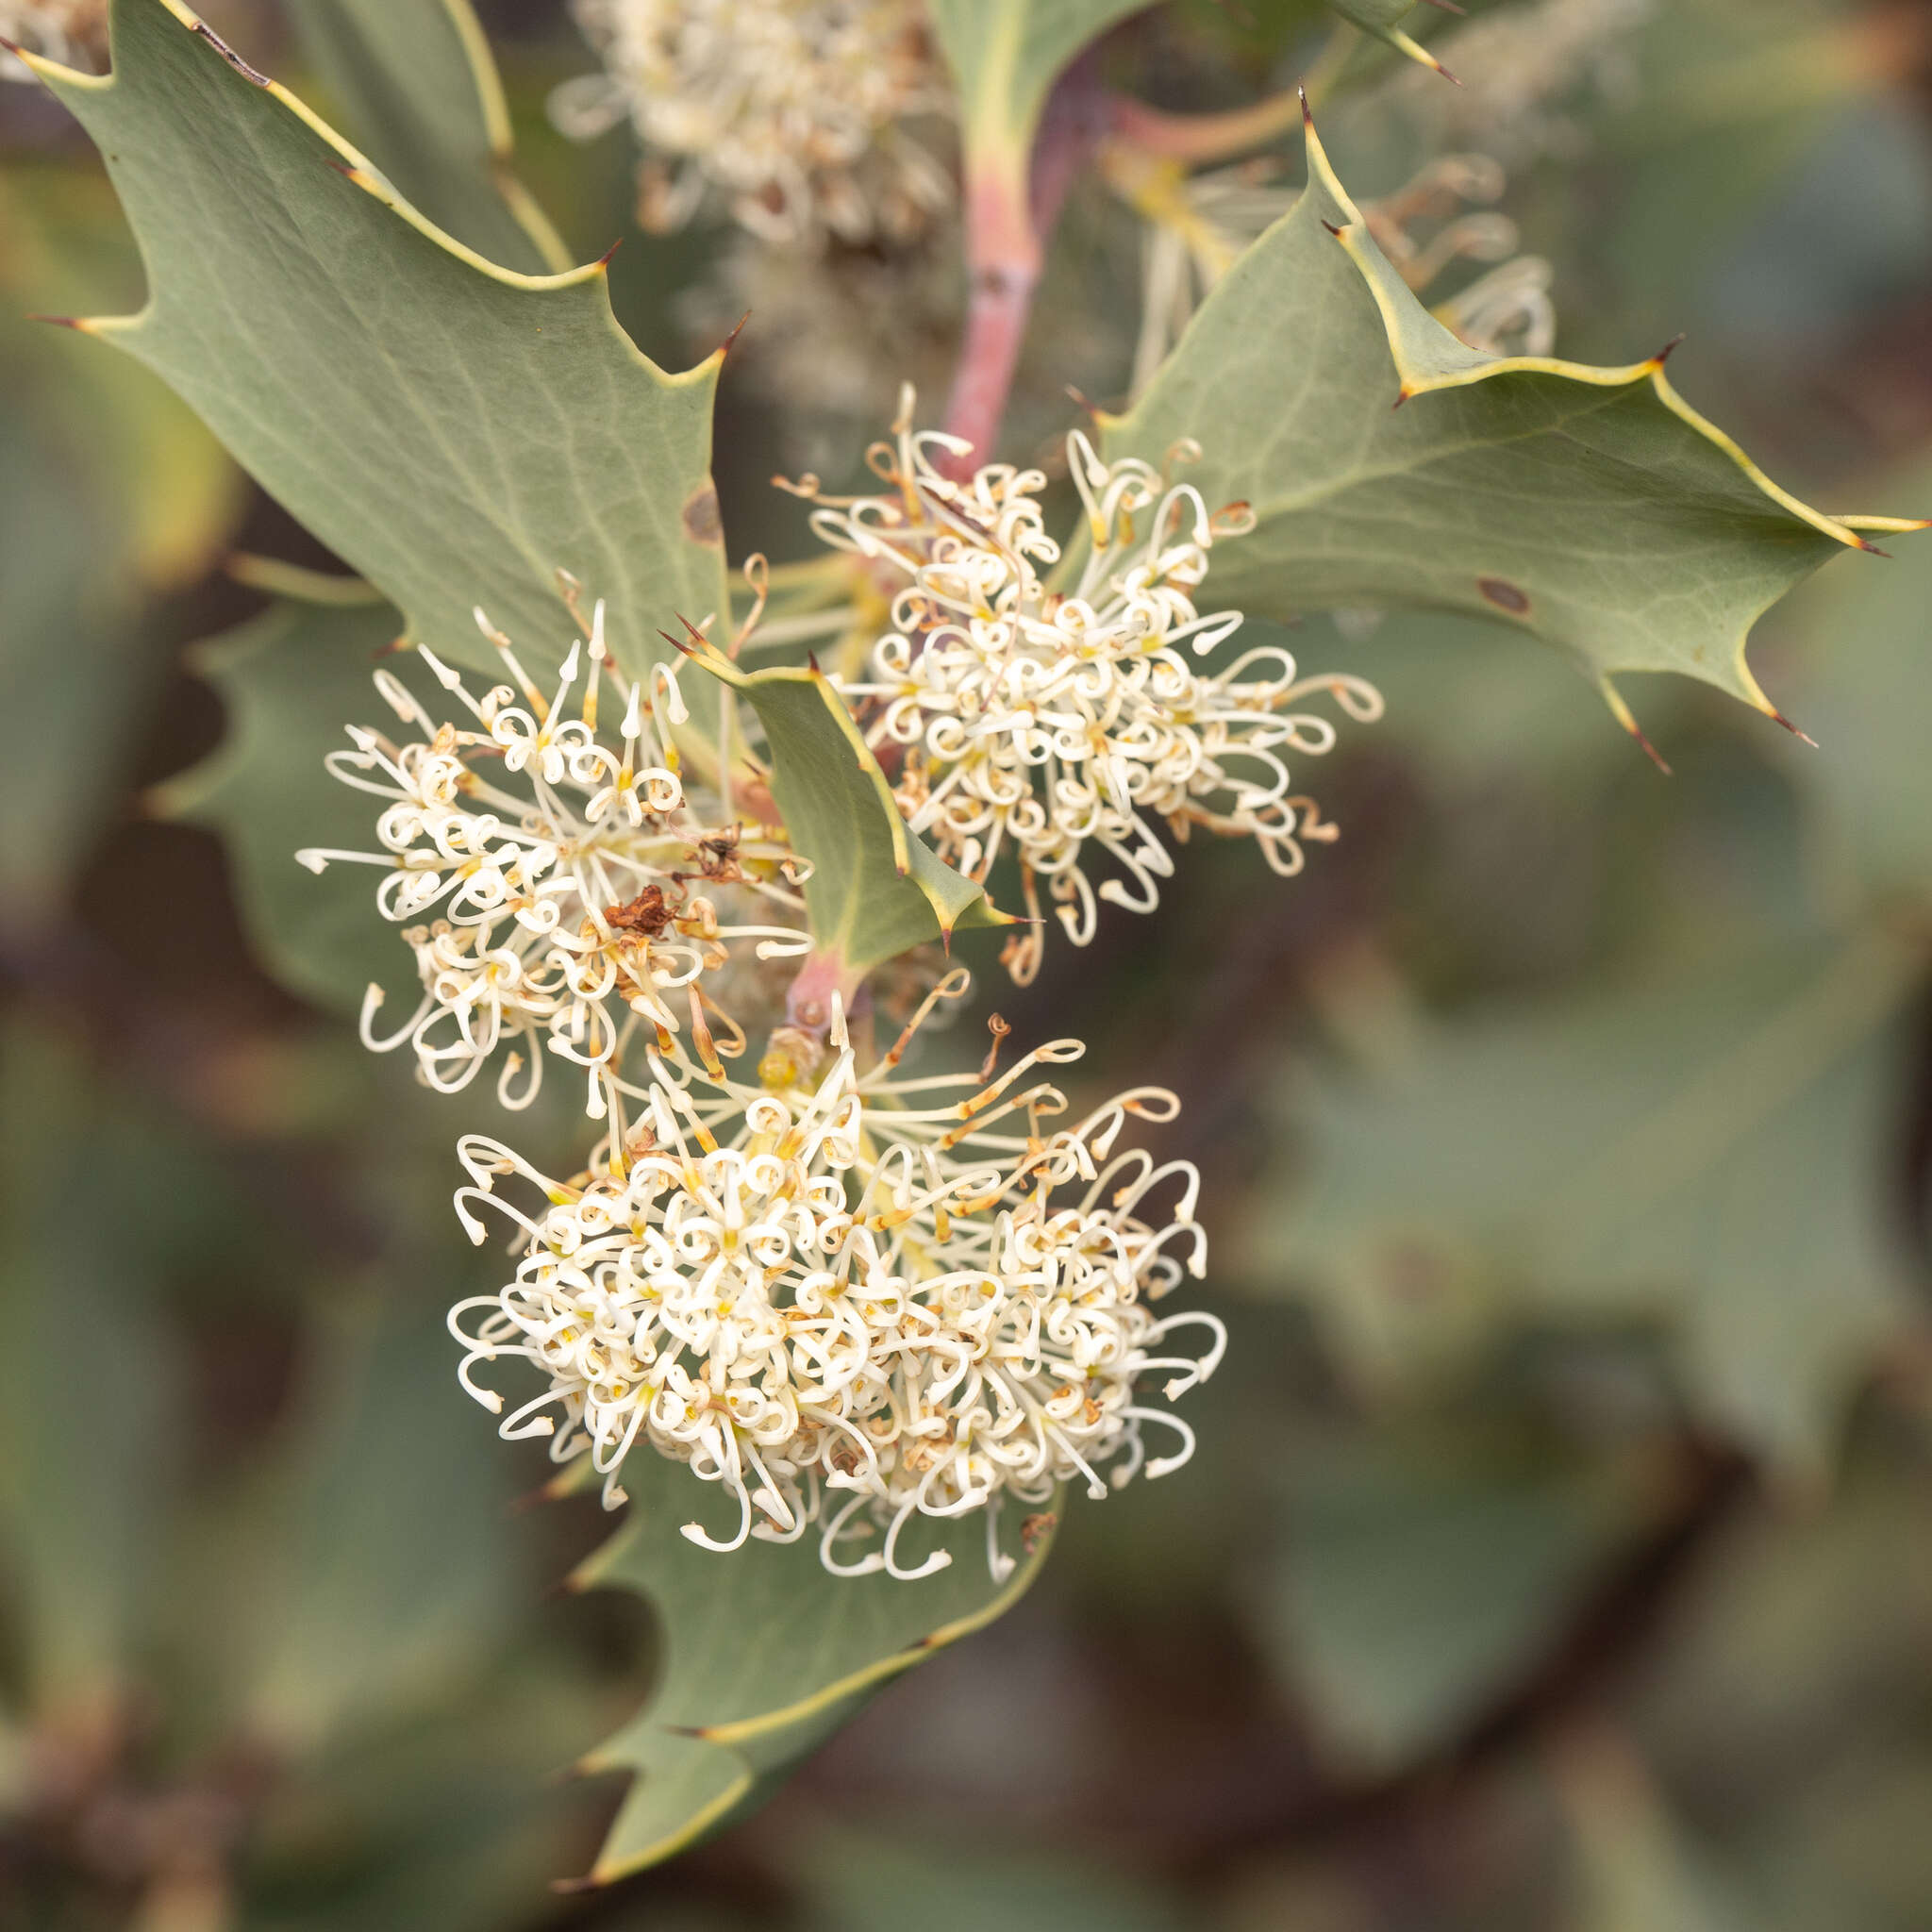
left=5, top=1, right=1932, bottom=1925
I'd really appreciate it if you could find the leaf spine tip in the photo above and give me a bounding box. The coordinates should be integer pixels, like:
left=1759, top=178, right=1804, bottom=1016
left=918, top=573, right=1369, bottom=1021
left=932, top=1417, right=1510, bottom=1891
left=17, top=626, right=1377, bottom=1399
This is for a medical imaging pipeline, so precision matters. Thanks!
left=1766, top=707, right=1819, bottom=748
left=1622, top=716, right=1673, bottom=775
left=1651, top=332, right=1687, bottom=367
left=26, top=312, right=90, bottom=332
left=807, top=650, right=822, bottom=675
left=593, top=235, right=623, bottom=269
left=1297, top=82, right=1312, bottom=125
left=720, top=309, right=750, bottom=356
left=1321, top=219, right=1343, bottom=238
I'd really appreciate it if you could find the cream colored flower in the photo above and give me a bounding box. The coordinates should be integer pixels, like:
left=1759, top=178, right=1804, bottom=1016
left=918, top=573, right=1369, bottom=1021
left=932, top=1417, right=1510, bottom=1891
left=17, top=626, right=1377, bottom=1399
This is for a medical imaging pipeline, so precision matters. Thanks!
left=448, top=984, right=1224, bottom=1580
left=298, top=604, right=808, bottom=1114
left=797, top=392, right=1382, bottom=982
left=552, top=0, right=953, bottom=245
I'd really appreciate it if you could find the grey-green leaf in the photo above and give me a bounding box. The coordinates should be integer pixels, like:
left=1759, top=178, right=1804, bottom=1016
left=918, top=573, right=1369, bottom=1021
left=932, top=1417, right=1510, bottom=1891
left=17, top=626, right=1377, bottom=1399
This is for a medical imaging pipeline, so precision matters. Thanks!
left=1247, top=929, right=1926, bottom=1471
left=1104, top=111, right=1924, bottom=745
left=37, top=0, right=726, bottom=686
left=695, top=650, right=1010, bottom=977
left=156, top=588, right=414, bottom=1017
left=281, top=0, right=568, bottom=273
left=1323, top=1, right=1455, bottom=78
left=570, top=1454, right=1056, bottom=1881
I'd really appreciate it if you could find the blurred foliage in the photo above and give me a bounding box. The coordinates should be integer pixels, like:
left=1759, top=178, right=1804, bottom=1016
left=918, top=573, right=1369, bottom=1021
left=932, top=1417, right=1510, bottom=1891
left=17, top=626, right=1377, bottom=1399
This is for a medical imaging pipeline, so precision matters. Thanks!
left=0, top=160, right=241, bottom=927
left=4, top=0, right=1932, bottom=1926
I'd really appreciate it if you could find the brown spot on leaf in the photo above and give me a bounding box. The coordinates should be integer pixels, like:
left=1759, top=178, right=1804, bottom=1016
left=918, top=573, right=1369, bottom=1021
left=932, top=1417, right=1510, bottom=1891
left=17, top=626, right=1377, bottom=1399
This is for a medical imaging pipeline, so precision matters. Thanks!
left=1478, top=576, right=1531, bottom=615
left=682, top=483, right=722, bottom=546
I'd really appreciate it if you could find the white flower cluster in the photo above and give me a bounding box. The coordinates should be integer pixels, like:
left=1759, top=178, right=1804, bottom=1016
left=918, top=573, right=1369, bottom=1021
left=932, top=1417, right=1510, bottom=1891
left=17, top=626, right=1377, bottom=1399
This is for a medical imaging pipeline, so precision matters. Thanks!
left=299, top=604, right=808, bottom=1115
left=552, top=0, right=952, bottom=245
left=0, top=0, right=105, bottom=78
left=448, top=981, right=1224, bottom=1580
left=807, top=394, right=1382, bottom=981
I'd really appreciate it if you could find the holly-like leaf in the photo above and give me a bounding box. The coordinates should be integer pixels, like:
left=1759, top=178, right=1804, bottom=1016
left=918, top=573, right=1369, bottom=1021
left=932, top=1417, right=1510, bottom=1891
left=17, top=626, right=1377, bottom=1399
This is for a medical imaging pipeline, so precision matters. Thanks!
left=31, top=0, right=726, bottom=685
left=926, top=0, right=1146, bottom=175
left=692, top=648, right=1011, bottom=978
left=1247, top=929, right=1927, bottom=1472
left=282, top=0, right=569, bottom=274
left=1324, top=0, right=1457, bottom=79
left=154, top=585, right=413, bottom=1016
left=569, top=1457, right=1056, bottom=1883
left=1104, top=108, right=1924, bottom=749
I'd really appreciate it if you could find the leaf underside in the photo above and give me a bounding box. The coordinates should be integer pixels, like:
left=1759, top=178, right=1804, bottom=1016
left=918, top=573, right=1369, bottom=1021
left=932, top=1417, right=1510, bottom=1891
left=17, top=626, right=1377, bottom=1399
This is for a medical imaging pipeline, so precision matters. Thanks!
left=695, top=649, right=1009, bottom=975
left=38, top=0, right=726, bottom=686
left=570, top=1454, right=1056, bottom=1882
left=1103, top=112, right=1923, bottom=742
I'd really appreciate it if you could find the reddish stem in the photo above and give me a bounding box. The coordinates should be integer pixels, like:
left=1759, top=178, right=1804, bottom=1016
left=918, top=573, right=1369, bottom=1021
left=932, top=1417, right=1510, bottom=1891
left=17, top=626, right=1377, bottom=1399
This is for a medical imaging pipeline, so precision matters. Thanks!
left=939, top=54, right=1109, bottom=475
left=786, top=948, right=868, bottom=1037
left=1104, top=86, right=1306, bottom=164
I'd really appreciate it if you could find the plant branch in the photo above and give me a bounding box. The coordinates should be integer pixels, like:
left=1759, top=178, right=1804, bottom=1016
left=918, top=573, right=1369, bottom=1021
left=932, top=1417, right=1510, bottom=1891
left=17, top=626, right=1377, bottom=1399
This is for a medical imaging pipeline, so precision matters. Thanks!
left=940, top=54, right=1109, bottom=473
left=1104, top=86, right=1305, bottom=164
left=1101, top=20, right=1360, bottom=166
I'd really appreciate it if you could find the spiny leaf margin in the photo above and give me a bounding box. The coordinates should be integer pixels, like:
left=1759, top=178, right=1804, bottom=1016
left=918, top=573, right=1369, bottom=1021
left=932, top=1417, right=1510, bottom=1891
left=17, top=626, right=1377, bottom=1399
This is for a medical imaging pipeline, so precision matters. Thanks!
left=282, top=0, right=570, bottom=273
left=564, top=1458, right=1058, bottom=1882
left=1102, top=103, right=1924, bottom=750
left=27, top=0, right=728, bottom=691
